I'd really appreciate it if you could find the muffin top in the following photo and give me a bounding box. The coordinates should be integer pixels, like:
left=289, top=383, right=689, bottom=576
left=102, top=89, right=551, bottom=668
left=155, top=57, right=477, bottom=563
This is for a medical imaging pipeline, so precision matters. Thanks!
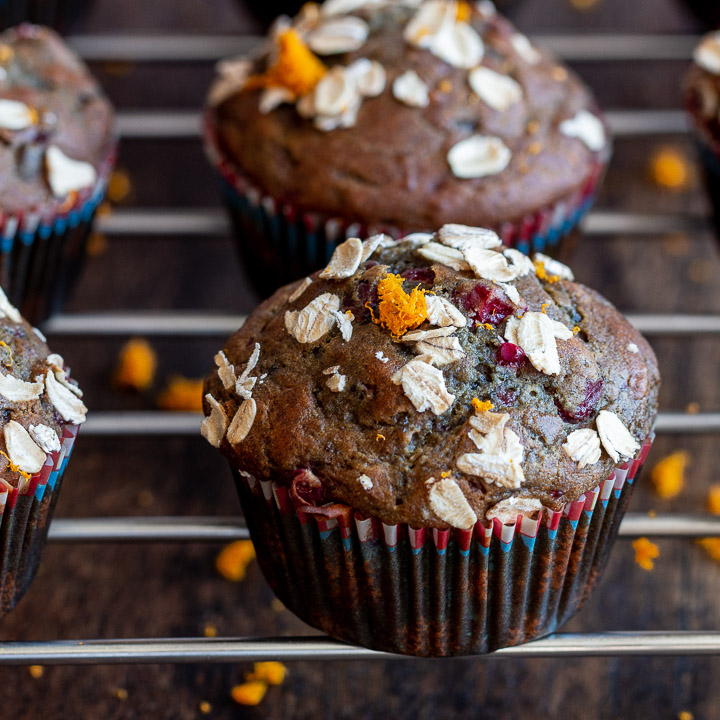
left=686, top=31, right=720, bottom=146
left=202, top=224, right=659, bottom=529
left=0, top=286, right=86, bottom=490
left=0, top=24, right=115, bottom=214
left=207, top=0, right=608, bottom=231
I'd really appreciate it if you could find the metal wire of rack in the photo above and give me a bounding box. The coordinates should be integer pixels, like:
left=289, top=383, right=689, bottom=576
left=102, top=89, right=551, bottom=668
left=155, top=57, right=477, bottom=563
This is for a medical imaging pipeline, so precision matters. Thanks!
left=8, top=30, right=719, bottom=666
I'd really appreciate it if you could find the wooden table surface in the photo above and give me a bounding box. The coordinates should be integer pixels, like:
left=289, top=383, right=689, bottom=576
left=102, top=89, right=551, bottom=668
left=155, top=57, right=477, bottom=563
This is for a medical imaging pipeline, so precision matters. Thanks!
left=2, top=0, right=719, bottom=717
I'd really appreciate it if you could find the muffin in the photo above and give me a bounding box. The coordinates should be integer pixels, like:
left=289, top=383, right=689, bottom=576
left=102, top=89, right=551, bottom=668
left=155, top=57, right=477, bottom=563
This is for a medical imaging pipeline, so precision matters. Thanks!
left=202, top=223, right=658, bottom=657
left=204, top=0, right=610, bottom=297
left=0, top=284, right=86, bottom=615
left=686, top=31, right=720, bottom=236
left=0, top=24, right=116, bottom=322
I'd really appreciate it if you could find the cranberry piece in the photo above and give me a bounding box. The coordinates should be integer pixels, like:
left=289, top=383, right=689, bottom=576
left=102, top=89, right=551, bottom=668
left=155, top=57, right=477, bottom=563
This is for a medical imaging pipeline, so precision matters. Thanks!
left=290, top=469, right=326, bottom=506
left=497, top=343, right=527, bottom=368
left=495, top=389, right=518, bottom=406
left=459, top=283, right=514, bottom=325
left=400, top=267, right=435, bottom=285
left=555, top=379, right=604, bottom=423
left=549, top=489, right=564, bottom=499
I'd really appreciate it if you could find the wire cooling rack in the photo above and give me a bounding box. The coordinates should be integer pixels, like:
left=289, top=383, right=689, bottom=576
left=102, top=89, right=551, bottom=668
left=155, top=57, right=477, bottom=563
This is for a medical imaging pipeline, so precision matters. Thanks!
left=5, top=30, right=719, bottom=665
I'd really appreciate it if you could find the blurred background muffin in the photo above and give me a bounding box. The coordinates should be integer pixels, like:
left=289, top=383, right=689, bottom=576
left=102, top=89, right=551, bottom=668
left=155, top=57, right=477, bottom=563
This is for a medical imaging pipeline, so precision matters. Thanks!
left=204, top=0, right=610, bottom=298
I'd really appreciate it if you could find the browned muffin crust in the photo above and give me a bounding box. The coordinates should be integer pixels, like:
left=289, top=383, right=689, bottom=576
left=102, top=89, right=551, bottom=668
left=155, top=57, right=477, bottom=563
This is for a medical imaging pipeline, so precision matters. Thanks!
left=203, top=228, right=659, bottom=528
left=0, top=24, right=115, bottom=213
left=210, top=2, right=606, bottom=230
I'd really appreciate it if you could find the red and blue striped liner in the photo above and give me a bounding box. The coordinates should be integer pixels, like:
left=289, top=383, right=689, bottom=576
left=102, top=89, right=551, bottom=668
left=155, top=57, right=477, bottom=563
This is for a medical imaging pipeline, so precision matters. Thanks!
left=204, top=110, right=610, bottom=298
left=0, top=421, right=80, bottom=615
left=0, top=141, right=116, bottom=323
left=232, top=435, right=652, bottom=657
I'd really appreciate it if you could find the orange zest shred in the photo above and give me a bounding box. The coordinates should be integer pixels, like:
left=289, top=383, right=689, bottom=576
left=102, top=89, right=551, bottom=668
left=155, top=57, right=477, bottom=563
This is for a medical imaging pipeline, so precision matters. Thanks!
left=540, top=302, right=550, bottom=314
left=472, top=398, right=494, bottom=413
left=708, top=485, right=720, bottom=515
left=698, top=538, right=720, bottom=563
left=0, top=340, right=13, bottom=367
left=440, top=470, right=451, bottom=478
left=375, top=433, right=385, bottom=442
left=368, top=273, right=427, bottom=338
left=246, top=29, right=326, bottom=97
left=113, top=338, right=157, bottom=392
left=650, top=451, right=688, bottom=500
left=28, top=665, right=44, bottom=679
left=231, top=681, right=268, bottom=706
left=533, top=260, right=559, bottom=284
left=249, top=662, right=287, bottom=686
left=199, top=701, right=212, bottom=715
left=156, top=376, right=204, bottom=412
left=632, top=537, right=659, bottom=571
left=456, top=1, right=472, bottom=21
left=216, top=540, right=256, bottom=582
left=0, top=450, right=30, bottom=480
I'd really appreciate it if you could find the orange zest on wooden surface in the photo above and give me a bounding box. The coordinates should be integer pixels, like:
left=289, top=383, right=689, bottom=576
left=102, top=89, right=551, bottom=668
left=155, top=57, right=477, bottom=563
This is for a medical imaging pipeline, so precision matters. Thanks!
left=113, top=337, right=157, bottom=392
left=216, top=540, right=256, bottom=582
left=472, top=398, right=494, bottom=412
left=650, top=451, right=688, bottom=499
left=231, top=680, right=267, bottom=706
left=249, top=662, right=287, bottom=686
left=708, top=485, right=720, bottom=515
left=368, top=273, right=427, bottom=338
left=247, top=29, right=326, bottom=97
left=698, top=538, right=720, bottom=562
left=156, top=375, right=204, bottom=411
left=632, top=537, right=660, bottom=570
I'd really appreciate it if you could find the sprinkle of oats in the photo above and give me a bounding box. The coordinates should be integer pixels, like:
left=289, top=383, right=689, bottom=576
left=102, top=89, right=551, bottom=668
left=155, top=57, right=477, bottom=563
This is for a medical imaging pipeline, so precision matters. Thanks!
left=369, top=273, right=427, bottom=338
left=527, top=120, right=540, bottom=134
left=231, top=680, right=268, bottom=706
left=216, top=540, right=256, bottom=582
left=114, top=688, right=129, bottom=701
left=113, top=338, right=157, bottom=392
left=136, top=489, right=154, bottom=508
left=156, top=376, right=204, bottom=412
left=250, top=662, right=287, bottom=686
left=472, top=398, right=494, bottom=412
left=203, top=622, right=218, bottom=638
left=708, top=485, right=720, bottom=515
left=650, top=451, right=688, bottom=499
left=632, top=537, right=659, bottom=571
left=28, top=665, right=44, bottom=679
left=572, top=326, right=580, bottom=334
left=438, top=79, right=452, bottom=93
left=199, top=701, right=212, bottom=715
left=649, top=146, right=691, bottom=190
left=528, top=141, right=542, bottom=155
left=376, top=433, right=385, bottom=442
left=686, top=401, right=700, bottom=415
left=698, top=538, right=720, bottom=562
left=108, top=169, right=132, bottom=204
left=247, top=29, right=326, bottom=97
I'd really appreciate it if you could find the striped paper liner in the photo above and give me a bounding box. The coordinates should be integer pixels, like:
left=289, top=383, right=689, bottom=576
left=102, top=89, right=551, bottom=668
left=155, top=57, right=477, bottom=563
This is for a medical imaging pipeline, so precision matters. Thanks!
left=0, top=138, right=116, bottom=323
left=232, top=436, right=652, bottom=657
left=204, top=110, right=611, bottom=298
left=0, top=421, right=80, bottom=615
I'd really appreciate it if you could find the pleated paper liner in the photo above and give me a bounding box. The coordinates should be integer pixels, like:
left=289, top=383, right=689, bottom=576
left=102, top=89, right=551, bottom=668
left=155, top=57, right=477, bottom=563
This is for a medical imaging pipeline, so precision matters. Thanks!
left=0, top=422, right=79, bottom=615
left=204, top=111, right=610, bottom=299
left=232, top=436, right=652, bottom=658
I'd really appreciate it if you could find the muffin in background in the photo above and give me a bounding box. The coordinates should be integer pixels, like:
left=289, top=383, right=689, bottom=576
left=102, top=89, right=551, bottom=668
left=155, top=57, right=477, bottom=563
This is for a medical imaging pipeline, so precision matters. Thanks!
left=0, top=24, right=116, bottom=322
left=204, top=0, right=610, bottom=299
left=0, top=284, right=86, bottom=616
left=202, top=223, right=658, bottom=656
left=686, top=31, right=720, bottom=236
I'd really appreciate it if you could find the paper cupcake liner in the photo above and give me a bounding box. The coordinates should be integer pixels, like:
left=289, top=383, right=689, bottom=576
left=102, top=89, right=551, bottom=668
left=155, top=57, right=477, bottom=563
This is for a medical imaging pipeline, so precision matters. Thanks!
left=0, top=422, right=79, bottom=615
left=204, top=112, right=610, bottom=298
left=231, top=435, right=652, bottom=657
left=0, top=140, right=116, bottom=323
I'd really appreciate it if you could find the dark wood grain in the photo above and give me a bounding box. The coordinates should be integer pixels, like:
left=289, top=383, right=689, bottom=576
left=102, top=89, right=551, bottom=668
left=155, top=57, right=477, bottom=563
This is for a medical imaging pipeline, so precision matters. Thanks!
left=0, top=0, right=717, bottom=718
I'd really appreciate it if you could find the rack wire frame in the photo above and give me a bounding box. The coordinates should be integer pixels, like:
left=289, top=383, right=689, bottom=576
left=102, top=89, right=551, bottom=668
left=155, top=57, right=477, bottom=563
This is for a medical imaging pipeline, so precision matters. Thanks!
left=8, top=30, right=720, bottom=665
